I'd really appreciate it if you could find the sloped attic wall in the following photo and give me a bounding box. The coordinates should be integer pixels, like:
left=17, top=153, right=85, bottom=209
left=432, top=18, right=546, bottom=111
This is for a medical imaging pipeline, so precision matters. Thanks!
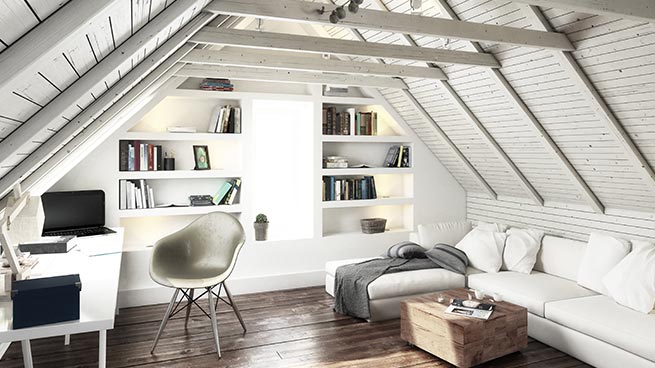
left=321, top=0, right=655, bottom=241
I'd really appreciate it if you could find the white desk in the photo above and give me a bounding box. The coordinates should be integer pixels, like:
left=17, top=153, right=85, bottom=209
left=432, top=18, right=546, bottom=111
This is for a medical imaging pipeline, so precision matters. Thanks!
left=0, top=229, right=123, bottom=368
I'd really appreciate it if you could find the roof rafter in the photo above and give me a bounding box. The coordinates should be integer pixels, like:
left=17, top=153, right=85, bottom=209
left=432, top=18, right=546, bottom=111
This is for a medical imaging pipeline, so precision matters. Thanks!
left=524, top=4, right=655, bottom=197
left=175, top=64, right=408, bottom=89
left=512, top=0, right=655, bottom=23
left=0, top=0, right=120, bottom=95
left=203, top=0, right=574, bottom=50
left=359, top=0, right=543, bottom=205
left=0, top=0, right=205, bottom=172
left=190, top=27, right=500, bottom=68
left=181, top=48, right=448, bottom=80
left=0, top=10, right=216, bottom=199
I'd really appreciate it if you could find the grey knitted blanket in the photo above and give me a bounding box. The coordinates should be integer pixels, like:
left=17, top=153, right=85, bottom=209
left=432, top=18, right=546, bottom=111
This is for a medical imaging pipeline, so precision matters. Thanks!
left=333, top=258, right=440, bottom=320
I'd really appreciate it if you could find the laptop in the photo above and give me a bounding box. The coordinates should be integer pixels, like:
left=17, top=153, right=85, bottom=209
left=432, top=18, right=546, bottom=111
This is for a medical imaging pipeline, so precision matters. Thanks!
left=41, top=190, right=116, bottom=237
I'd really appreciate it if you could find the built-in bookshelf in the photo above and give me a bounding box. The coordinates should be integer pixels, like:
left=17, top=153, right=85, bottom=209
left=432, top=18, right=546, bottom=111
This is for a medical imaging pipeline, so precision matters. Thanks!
left=320, top=96, right=415, bottom=237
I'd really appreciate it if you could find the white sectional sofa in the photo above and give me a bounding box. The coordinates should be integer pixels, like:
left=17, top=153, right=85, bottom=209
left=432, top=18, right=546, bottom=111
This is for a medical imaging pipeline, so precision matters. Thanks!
left=324, top=222, right=655, bottom=368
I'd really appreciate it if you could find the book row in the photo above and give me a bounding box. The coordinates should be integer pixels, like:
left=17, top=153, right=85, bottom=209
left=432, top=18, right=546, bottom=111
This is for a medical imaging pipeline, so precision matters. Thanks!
left=119, top=141, right=165, bottom=171
left=384, top=145, right=411, bottom=168
left=208, top=105, right=242, bottom=134
left=323, top=176, right=377, bottom=201
left=200, top=78, right=234, bottom=91
left=212, top=178, right=241, bottom=205
left=322, top=107, right=379, bottom=136
left=119, top=179, right=155, bottom=209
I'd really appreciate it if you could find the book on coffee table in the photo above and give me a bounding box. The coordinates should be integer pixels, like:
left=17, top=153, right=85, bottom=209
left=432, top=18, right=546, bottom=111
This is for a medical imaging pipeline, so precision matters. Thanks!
left=445, top=298, right=495, bottom=320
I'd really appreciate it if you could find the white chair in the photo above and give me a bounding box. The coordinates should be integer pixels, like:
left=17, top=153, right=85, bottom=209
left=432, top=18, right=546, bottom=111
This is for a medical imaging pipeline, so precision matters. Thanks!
left=149, top=212, right=246, bottom=358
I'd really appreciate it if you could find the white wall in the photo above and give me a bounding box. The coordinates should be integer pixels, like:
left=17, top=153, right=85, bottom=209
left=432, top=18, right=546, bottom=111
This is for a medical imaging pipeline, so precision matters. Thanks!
left=52, top=86, right=466, bottom=308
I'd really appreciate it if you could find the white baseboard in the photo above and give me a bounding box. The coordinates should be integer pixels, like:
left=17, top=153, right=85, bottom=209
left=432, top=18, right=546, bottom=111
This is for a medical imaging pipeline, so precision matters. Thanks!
left=117, top=269, right=325, bottom=308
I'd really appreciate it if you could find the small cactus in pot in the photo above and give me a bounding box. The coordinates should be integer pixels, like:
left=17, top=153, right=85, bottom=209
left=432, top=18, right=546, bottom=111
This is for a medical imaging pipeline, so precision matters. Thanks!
left=254, top=213, right=268, bottom=241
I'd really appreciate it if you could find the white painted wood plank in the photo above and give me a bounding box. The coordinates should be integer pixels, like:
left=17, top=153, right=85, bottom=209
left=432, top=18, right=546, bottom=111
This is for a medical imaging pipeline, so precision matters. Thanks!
left=0, top=0, right=203, bottom=169
left=204, top=0, right=574, bottom=50
left=0, top=10, right=214, bottom=198
left=190, top=27, right=500, bottom=67
left=181, top=48, right=448, bottom=80
left=25, top=0, right=70, bottom=21
left=0, top=0, right=38, bottom=45
left=512, top=0, right=655, bottom=23
left=0, top=0, right=119, bottom=96
left=175, top=64, right=408, bottom=89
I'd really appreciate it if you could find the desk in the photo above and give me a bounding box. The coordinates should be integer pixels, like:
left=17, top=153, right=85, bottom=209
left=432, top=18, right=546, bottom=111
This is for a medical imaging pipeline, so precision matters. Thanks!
left=0, top=229, right=123, bottom=368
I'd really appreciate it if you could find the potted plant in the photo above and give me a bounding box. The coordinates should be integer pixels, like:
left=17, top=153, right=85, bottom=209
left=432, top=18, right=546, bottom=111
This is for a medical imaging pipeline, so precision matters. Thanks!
left=254, top=213, right=269, bottom=241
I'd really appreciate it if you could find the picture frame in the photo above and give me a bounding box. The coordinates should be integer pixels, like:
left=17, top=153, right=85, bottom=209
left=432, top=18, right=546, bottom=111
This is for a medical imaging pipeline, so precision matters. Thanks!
left=193, top=145, right=211, bottom=170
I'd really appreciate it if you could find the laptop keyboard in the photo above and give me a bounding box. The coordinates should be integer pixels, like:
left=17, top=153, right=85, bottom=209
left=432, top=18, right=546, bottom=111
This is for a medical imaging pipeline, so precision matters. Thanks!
left=43, top=227, right=116, bottom=237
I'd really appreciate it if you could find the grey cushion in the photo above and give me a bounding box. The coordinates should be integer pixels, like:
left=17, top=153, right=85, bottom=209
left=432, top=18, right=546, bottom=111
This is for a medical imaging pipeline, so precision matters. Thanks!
left=386, top=241, right=426, bottom=259
left=425, top=244, right=469, bottom=274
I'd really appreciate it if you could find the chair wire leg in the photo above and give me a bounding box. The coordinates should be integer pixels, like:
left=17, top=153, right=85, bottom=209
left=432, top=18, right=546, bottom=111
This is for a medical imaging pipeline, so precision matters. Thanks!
left=207, top=287, right=222, bottom=358
left=224, top=283, right=246, bottom=333
left=184, top=288, right=194, bottom=329
left=151, top=288, right=180, bottom=354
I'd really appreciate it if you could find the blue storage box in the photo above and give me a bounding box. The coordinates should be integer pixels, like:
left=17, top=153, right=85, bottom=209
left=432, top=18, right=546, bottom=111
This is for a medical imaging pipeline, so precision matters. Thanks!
left=11, top=274, right=81, bottom=329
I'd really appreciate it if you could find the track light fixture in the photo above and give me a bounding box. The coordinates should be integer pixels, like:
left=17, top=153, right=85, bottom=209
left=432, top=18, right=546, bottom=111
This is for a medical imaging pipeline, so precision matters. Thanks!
left=319, top=0, right=363, bottom=24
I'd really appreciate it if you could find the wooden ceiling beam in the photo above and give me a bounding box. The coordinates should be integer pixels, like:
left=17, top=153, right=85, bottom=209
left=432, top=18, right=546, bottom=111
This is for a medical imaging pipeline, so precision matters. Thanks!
left=433, top=0, right=605, bottom=213
left=0, top=0, right=120, bottom=96
left=0, top=0, right=205, bottom=171
left=512, top=0, right=655, bottom=23
left=0, top=10, right=215, bottom=199
left=525, top=4, right=655, bottom=197
left=190, top=27, right=500, bottom=68
left=203, top=0, right=574, bottom=50
left=181, top=48, right=448, bottom=80
left=175, top=64, right=408, bottom=89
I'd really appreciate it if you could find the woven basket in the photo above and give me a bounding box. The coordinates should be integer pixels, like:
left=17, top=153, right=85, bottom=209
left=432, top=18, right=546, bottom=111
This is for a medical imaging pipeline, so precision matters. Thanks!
left=360, top=218, right=387, bottom=234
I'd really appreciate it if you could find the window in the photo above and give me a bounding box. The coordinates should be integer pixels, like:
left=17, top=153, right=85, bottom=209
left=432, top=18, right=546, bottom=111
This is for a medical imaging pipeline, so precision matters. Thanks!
left=250, top=99, right=314, bottom=240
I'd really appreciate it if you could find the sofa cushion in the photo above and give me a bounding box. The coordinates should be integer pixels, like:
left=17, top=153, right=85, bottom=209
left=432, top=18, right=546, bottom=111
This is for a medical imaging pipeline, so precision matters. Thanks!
left=545, top=295, right=655, bottom=362
left=367, top=268, right=465, bottom=300
left=534, top=236, right=586, bottom=281
left=425, top=244, right=468, bottom=274
left=603, top=240, right=655, bottom=313
left=456, top=228, right=507, bottom=273
left=502, top=227, right=544, bottom=274
left=417, top=221, right=471, bottom=250
left=577, top=232, right=631, bottom=295
left=467, top=271, right=596, bottom=317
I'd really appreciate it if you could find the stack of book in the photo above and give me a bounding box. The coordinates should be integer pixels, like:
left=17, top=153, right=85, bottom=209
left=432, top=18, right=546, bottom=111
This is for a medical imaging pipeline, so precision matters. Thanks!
left=445, top=298, right=495, bottom=320
left=323, top=176, right=377, bottom=201
left=119, top=179, right=156, bottom=209
left=212, top=179, right=241, bottom=205
left=355, top=111, right=378, bottom=135
left=119, top=140, right=163, bottom=171
left=324, top=156, right=349, bottom=168
left=322, top=107, right=354, bottom=135
left=200, top=78, right=234, bottom=91
left=384, top=145, right=411, bottom=167
left=208, top=105, right=241, bottom=133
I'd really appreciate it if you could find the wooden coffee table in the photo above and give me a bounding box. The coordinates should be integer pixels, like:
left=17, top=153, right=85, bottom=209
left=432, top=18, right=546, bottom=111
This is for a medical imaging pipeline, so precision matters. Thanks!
left=401, top=288, right=528, bottom=368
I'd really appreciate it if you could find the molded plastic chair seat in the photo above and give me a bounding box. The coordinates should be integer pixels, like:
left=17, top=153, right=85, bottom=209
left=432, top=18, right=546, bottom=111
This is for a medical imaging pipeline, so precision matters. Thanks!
left=149, top=212, right=246, bottom=359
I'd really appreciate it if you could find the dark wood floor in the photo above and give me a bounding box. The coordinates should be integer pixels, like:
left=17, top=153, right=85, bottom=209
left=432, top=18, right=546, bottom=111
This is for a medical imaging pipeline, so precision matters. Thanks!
left=1, top=287, right=591, bottom=367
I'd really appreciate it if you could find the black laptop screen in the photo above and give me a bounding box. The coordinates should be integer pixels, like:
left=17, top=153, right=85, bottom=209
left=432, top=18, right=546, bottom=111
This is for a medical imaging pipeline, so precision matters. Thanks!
left=41, top=190, right=106, bottom=232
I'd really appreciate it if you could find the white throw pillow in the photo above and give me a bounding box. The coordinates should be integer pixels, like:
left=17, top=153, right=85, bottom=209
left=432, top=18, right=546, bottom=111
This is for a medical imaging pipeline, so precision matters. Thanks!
left=502, top=228, right=545, bottom=273
left=475, top=221, right=508, bottom=232
left=602, top=240, right=655, bottom=313
left=417, top=221, right=472, bottom=250
left=577, top=233, right=631, bottom=294
left=456, top=228, right=507, bottom=273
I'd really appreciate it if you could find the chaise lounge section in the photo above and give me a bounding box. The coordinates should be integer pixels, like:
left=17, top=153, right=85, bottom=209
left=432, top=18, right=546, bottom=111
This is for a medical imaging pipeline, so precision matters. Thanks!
left=324, top=221, right=655, bottom=368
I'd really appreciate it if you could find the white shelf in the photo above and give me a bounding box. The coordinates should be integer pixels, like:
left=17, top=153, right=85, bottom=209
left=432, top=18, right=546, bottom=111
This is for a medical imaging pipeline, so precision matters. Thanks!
left=322, top=96, right=378, bottom=105
left=321, top=135, right=411, bottom=143
left=322, top=197, right=413, bottom=209
left=122, top=132, right=242, bottom=141
left=322, top=167, right=413, bottom=175
left=117, top=170, right=242, bottom=180
left=118, top=204, right=243, bottom=218
left=169, top=88, right=313, bottom=100
left=322, top=228, right=412, bottom=238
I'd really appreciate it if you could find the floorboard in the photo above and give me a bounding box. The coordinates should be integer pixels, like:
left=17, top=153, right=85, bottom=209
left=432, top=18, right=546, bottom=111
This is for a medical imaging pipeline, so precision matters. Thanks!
left=0, top=287, right=591, bottom=368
